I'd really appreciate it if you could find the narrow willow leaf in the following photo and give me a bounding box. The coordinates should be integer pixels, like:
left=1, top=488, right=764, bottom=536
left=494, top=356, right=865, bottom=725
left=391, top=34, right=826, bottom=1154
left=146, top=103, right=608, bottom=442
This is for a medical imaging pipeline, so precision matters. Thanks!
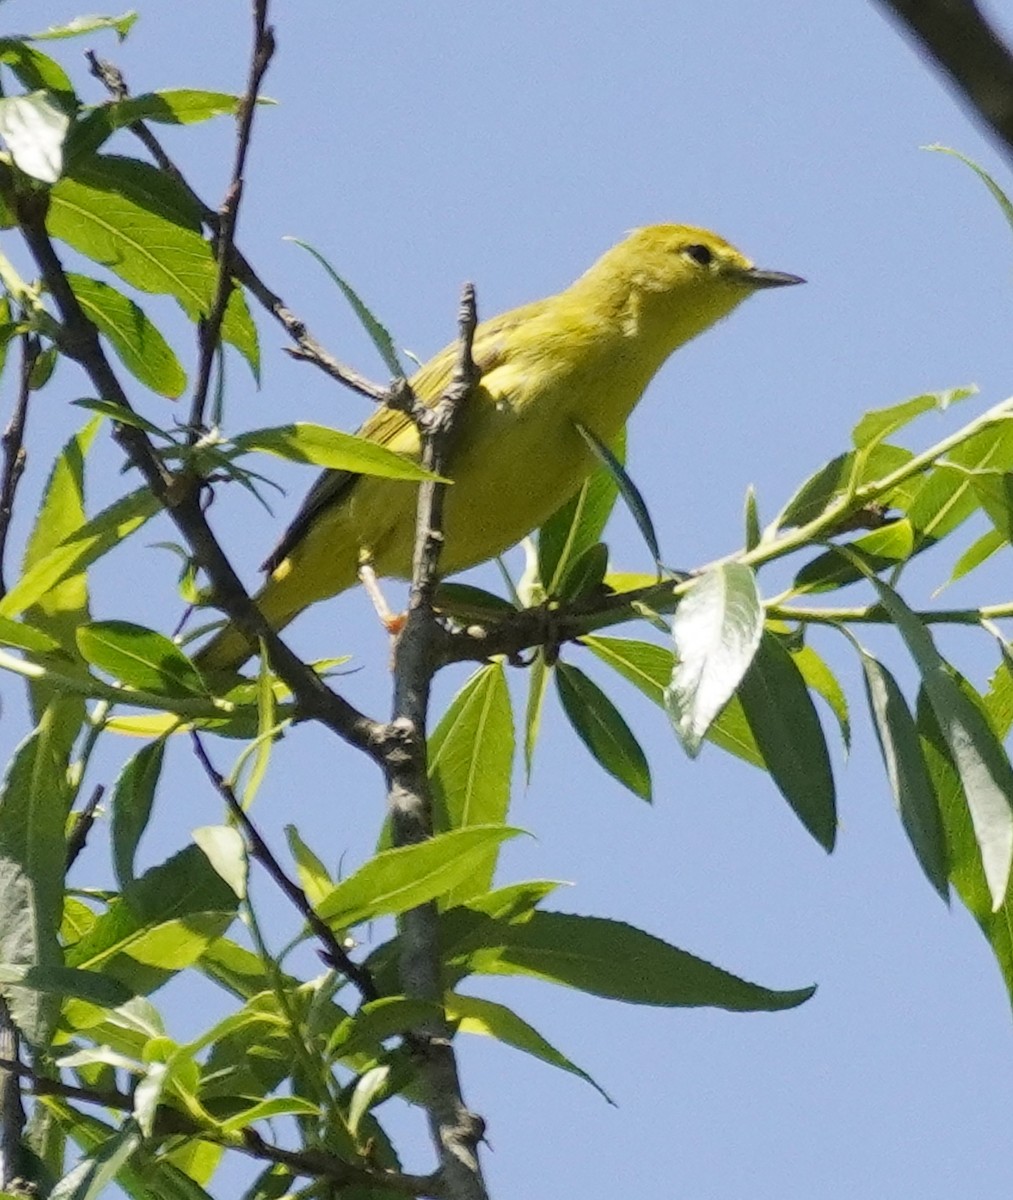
left=66, top=273, right=185, bottom=397
left=233, top=422, right=440, bottom=481
left=51, top=1124, right=143, bottom=1200
left=1, top=486, right=161, bottom=620
left=907, top=419, right=1013, bottom=544
left=286, top=237, right=405, bottom=378
left=792, top=519, right=914, bottom=594
left=48, top=155, right=259, bottom=373
left=193, top=826, right=247, bottom=900
left=0, top=39, right=75, bottom=104
left=217, top=1097, right=319, bottom=1137
left=76, top=620, right=206, bottom=697
left=69, top=90, right=246, bottom=161
left=0, top=964, right=131, bottom=1007
left=737, top=632, right=837, bottom=851
left=556, top=662, right=651, bottom=801
left=558, top=541, right=609, bottom=601
left=744, top=485, right=761, bottom=551
left=538, top=429, right=625, bottom=591
left=315, top=827, right=523, bottom=930
left=929, top=145, right=1013, bottom=237
left=918, top=692, right=1013, bottom=1004
left=575, top=422, right=660, bottom=566
left=773, top=443, right=912, bottom=531
left=524, top=651, right=552, bottom=779
left=791, top=644, right=851, bottom=751
left=666, top=563, right=763, bottom=756
left=445, top=992, right=613, bottom=1103
left=284, top=827, right=333, bottom=909
left=870, top=575, right=1013, bottom=908
left=429, top=663, right=514, bottom=906
left=851, top=386, right=976, bottom=450
left=111, top=738, right=166, bottom=890
left=348, top=1066, right=390, bottom=1139
left=582, top=634, right=764, bottom=767
left=970, top=469, right=1013, bottom=542
left=66, top=845, right=239, bottom=997
left=0, top=615, right=60, bottom=654
left=71, top=397, right=169, bottom=439
left=433, top=582, right=517, bottom=623
left=328, top=996, right=441, bottom=1060
left=30, top=13, right=138, bottom=40
left=938, top=527, right=1006, bottom=592
left=0, top=707, right=69, bottom=1045
left=0, top=91, right=70, bottom=182
left=461, top=911, right=814, bottom=1012
left=860, top=652, right=949, bottom=899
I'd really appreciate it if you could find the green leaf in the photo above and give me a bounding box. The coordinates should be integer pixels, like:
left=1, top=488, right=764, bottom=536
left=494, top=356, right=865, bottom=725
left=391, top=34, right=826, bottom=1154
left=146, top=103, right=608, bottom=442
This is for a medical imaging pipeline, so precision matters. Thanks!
left=744, top=484, right=761, bottom=551
left=860, top=652, right=949, bottom=899
left=51, top=1124, right=143, bottom=1200
left=217, top=1097, right=319, bottom=1137
left=575, top=422, right=660, bottom=566
left=538, top=430, right=625, bottom=591
left=70, top=397, right=169, bottom=438
left=76, top=620, right=206, bottom=696
left=65, top=845, right=239, bottom=998
left=69, top=90, right=246, bottom=161
left=0, top=41, right=75, bottom=108
left=773, top=443, right=912, bottom=531
left=284, top=827, right=333, bottom=909
left=0, top=615, right=60, bottom=654
left=48, top=154, right=259, bottom=373
left=737, top=632, right=837, bottom=850
left=0, top=706, right=69, bottom=1045
left=446, top=992, right=613, bottom=1102
left=1, top=486, right=161, bottom=620
left=315, top=827, right=523, bottom=930
left=0, top=91, right=70, bottom=182
left=461, top=911, right=814, bottom=1011
left=941, top=527, right=1006, bottom=592
left=556, top=662, right=651, bottom=800
left=558, top=541, right=609, bottom=601
left=791, top=644, right=851, bottom=751
left=969, top=469, right=1013, bottom=542
left=111, top=739, right=165, bottom=890
left=328, top=996, right=442, bottom=1061
left=851, top=386, right=976, bottom=450
left=929, top=145, right=1013, bottom=238
left=286, top=237, right=405, bottom=378
left=0, top=963, right=130, bottom=1007
left=868, top=576, right=1013, bottom=908
left=583, top=634, right=764, bottom=767
left=792, top=519, right=914, bottom=594
left=429, top=663, right=514, bottom=905
left=523, top=651, right=552, bottom=779
left=29, top=13, right=138, bottom=40
left=347, top=1066, right=390, bottom=1138
left=233, top=422, right=441, bottom=482
left=66, top=273, right=185, bottom=397
left=193, top=826, right=247, bottom=900
left=433, top=581, right=517, bottom=623
left=666, top=563, right=764, bottom=756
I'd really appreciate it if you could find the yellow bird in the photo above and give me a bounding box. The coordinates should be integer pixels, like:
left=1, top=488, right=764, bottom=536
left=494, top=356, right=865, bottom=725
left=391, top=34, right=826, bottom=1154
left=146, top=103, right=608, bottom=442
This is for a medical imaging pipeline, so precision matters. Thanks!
left=197, top=224, right=802, bottom=671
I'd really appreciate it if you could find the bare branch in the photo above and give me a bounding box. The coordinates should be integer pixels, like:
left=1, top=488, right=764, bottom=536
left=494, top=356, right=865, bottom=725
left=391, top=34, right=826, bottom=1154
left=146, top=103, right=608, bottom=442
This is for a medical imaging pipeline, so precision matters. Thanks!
left=0, top=1001, right=24, bottom=1191
left=381, top=285, right=489, bottom=1200
left=0, top=333, right=36, bottom=599
left=190, top=732, right=380, bottom=1001
left=875, top=0, right=1013, bottom=160
left=190, top=2, right=275, bottom=436
left=65, top=784, right=105, bottom=870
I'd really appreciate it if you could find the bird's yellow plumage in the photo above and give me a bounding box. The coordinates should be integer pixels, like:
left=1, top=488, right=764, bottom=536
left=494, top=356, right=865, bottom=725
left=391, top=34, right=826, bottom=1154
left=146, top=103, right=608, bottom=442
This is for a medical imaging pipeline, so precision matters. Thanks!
left=198, top=225, right=802, bottom=671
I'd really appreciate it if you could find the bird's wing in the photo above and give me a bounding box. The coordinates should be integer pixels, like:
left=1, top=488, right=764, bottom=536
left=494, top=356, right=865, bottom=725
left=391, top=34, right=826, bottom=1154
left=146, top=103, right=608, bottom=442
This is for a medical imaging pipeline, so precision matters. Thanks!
left=260, top=305, right=534, bottom=573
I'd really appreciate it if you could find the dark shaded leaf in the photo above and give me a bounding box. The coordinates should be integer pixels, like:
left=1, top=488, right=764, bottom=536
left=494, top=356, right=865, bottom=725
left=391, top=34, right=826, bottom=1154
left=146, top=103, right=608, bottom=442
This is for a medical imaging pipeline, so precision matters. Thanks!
left=556, top=662, right=651, bottom=800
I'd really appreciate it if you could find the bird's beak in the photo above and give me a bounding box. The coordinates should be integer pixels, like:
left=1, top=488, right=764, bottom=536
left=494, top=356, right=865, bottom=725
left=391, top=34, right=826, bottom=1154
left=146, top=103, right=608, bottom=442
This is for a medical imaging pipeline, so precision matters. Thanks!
left=743, top=267, right=806, bottom=289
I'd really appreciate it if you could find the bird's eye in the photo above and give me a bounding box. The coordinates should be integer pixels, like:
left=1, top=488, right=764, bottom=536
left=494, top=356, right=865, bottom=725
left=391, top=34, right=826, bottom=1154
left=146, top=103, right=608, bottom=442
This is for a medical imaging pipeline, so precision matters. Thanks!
left=682, top=244, right=713, bottom=267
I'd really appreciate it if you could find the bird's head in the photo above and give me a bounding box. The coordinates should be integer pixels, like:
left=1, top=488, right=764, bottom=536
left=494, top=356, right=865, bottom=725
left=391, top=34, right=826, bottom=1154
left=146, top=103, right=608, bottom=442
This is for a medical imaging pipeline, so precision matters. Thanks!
left=573, top=224, right=803, bottom=351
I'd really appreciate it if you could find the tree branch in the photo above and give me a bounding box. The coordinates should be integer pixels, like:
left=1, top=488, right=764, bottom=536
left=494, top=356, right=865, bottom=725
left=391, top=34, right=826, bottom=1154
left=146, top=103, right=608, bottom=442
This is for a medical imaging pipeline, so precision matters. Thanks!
left=0, top=333, right=36, bottom=600
left=190, top=732, right=380, bottom=1001
left=381, top=285, right=488, bottom=1200
left=189, top=1, right=275, bottom=437
left=874, top=0, right=1013, bottom=160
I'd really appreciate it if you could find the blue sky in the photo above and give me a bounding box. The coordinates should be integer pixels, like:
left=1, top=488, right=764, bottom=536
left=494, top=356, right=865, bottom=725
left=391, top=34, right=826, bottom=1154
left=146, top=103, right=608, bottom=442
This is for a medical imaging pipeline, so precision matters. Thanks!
left=6, top=2, right=1013, bottom=1197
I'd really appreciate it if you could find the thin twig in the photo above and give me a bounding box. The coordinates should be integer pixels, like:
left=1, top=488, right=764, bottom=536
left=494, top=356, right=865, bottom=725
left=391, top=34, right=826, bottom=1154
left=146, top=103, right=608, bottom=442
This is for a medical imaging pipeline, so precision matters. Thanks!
left=190, top=732, right=380, bottom=1001
left=189, top=2, right=275, bottom=436
left=381, top=285, right=488, bottom=1200
left=84, top=50, right=392, bottom=405
left=65, top=784, right=105, bottom=869
left=0, top=334, right=38, bottom=599
left=874, top=0, right=1013, bottom=161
